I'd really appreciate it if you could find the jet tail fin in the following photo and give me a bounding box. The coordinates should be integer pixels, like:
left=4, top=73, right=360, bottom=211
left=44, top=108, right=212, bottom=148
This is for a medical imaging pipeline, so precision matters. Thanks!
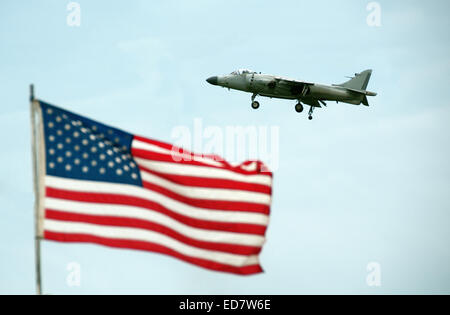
left=338, top=69, right=372, bottom=91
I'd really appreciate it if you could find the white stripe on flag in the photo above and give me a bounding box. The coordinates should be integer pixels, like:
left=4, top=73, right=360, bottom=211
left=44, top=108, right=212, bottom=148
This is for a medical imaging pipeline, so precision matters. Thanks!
left=45, top=197, right=265, bottom=246
left=134, top=158, right=272, bottom=186
left=44, top=219, right=260, bottom=267
left=45, top=176, right=270, bottom=225
left=132, top=140, right=224, bottom=167
left=140, top=170, right=271, bottom=204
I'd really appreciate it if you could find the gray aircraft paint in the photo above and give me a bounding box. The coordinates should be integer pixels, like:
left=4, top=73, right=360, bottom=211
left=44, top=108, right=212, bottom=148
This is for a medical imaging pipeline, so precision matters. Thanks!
left=206, top=69, right=377, bottom=119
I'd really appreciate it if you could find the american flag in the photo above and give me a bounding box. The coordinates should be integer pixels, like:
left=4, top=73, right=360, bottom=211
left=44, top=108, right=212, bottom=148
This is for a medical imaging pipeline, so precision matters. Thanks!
left=35, top=100, right=273, bottom=275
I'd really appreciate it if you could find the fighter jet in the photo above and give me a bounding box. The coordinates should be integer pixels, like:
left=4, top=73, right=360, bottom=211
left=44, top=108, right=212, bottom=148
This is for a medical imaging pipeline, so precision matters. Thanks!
left=206, top=69, right=377, bottom=120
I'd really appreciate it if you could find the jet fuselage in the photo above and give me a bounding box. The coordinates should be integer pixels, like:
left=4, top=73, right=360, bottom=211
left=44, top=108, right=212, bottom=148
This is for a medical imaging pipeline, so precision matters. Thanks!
left=206, top=69, right=377, bottom=119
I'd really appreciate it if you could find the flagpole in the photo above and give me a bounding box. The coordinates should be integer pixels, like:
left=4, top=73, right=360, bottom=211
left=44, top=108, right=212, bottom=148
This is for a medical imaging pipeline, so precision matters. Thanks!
left=30, top=84, right=42, bottom=295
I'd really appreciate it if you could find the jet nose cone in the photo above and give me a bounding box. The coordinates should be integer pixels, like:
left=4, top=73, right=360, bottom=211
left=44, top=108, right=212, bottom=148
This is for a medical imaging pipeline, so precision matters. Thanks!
left=206, top=76, right=218, bottom=85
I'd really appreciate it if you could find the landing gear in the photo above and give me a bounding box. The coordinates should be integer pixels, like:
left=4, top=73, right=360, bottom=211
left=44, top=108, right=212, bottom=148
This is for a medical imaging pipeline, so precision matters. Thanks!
left=308, top=106, right=314, bottom=120
left=294, top=99, right=317, bottom=120
left=295, top=103, right=304, bottom=113
left=251, top=93, right=260, bottom=109
left=251, top=101, right=260, bottom=109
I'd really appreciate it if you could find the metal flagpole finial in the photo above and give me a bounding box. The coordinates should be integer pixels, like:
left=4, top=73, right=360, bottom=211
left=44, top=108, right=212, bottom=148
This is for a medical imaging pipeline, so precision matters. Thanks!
left=30, top=84, right=35, bottom=102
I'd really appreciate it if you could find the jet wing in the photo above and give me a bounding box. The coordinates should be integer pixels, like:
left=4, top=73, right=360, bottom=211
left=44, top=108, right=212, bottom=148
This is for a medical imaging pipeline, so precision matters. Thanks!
left=273, top=76, right=315, bottom=86
left=272, top=76, right=315, bottom=96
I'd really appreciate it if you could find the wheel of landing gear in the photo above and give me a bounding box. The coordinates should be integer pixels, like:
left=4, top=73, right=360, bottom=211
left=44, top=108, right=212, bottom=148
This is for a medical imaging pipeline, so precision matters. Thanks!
left=295, top=103, right=304, bottom=113
left=251, top=101, right=260, bottom=109
left=308, top=115, right=313, bottom=120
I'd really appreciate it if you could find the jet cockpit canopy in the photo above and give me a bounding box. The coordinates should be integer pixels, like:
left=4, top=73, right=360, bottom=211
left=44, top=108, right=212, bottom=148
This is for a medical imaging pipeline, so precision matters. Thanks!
left=230, top=69, right=256, bottom=75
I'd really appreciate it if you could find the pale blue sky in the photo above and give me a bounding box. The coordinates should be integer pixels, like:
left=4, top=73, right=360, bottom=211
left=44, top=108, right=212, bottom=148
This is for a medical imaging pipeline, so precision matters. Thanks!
left=1, top=0, right=449, bottom=294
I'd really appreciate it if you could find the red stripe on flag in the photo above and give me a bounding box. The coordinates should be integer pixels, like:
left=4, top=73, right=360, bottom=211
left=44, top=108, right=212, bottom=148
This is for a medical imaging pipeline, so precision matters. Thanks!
left=134, top=135, right=228, bottom=166
left=45, top=209, right=262, bottom=255
left=138, top=166, right=272, bottom=194
left=141, top=180, right=270, bottom=214
left=46, top=187, right=268, bottom=235
left=133, top=135, right=273, bottom=177
left=44, top=231, right=264, bottom=275
left=133, top=148, right=226, bottom=170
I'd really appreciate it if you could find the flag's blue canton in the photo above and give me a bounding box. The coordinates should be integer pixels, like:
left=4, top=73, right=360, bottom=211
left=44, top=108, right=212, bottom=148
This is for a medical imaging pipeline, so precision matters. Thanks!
left=40, top=101, right=142, bottom=186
